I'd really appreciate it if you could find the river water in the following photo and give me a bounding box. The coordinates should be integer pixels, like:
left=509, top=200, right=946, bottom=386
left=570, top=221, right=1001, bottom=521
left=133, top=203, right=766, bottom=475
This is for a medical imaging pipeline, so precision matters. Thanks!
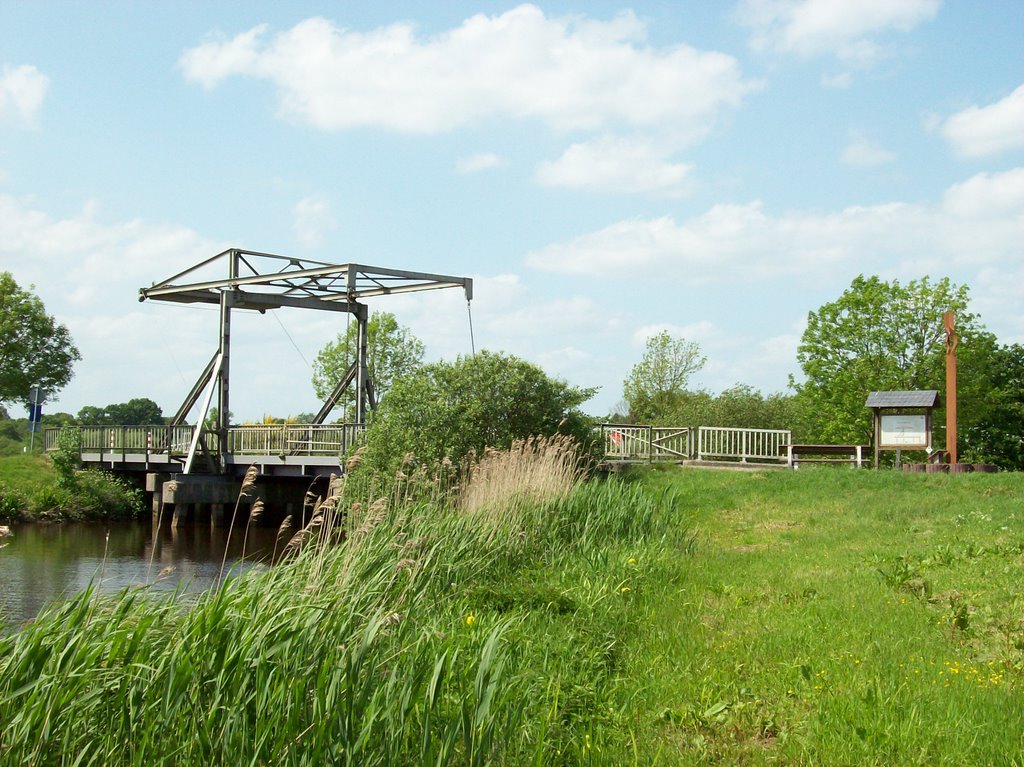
left=0, top=520, right=284, bottom=631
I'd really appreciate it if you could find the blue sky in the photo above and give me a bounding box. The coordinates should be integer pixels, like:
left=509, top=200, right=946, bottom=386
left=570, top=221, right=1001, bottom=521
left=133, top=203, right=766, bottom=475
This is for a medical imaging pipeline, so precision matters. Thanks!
left=2, top=1, right=1022, bottom=421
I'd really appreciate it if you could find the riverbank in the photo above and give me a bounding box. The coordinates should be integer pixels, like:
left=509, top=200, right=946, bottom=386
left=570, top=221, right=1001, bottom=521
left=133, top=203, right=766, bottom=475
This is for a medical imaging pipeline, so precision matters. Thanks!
left=0, top=454, right=142, bottom=523
left=1, top=456, right=1022, bottom=764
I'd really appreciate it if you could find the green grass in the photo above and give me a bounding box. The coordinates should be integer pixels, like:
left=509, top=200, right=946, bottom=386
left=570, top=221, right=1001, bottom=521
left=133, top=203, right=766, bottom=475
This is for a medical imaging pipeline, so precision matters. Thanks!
left=0, top=453, right=142, bottom=522
left=1, top=463, right=1022, bottom=764
left=0, top=453, right=51, bottom=490
left=0, top=454, right=52, bottom=519
left=629, top=467, right=1024, bottom=765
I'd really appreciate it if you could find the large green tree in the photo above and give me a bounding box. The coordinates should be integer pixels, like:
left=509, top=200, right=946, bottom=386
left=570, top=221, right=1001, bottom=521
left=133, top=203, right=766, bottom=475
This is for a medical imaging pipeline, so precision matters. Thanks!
left=0, top=272, right=81, bottom=407
left=793, top=275, right=983, bottom=443
left=660, top=384, right=806, bottom=435
left=311, top=312, right=425, bottom=418
left=77, top=398, right=164, bottom=425
left=959, top=343, right=1024, bottom=469
left=623, top=331, right=706, bottom=421
left=358, top=350, right=596, bottom=474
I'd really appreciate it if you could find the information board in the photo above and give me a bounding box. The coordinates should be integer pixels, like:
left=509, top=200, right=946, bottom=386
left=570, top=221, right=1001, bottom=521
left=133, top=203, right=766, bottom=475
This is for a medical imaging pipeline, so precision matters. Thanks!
left=879, top=414, right=929, bottom=449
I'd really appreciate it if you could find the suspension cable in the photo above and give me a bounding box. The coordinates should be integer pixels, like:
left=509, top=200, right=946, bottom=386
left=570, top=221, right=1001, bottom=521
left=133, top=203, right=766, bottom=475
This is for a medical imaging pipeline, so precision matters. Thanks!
left=270, top=309, right=310, bottom=367
left=466, top=300, right=476, bottom=355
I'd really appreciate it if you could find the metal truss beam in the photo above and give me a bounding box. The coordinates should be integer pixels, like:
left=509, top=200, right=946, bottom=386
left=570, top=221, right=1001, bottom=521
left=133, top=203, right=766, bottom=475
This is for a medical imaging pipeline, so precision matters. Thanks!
left=140, top=249, right=473, bottom=471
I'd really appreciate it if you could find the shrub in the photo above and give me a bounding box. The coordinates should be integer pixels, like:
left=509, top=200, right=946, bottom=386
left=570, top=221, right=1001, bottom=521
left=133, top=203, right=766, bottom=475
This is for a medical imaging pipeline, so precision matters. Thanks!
left=358, top=350, right=597, bottom=476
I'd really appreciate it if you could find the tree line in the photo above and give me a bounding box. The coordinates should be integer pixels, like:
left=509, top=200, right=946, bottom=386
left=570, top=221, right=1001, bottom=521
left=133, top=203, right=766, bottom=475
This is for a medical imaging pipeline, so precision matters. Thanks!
left=2, top=268, right=1021, bottom=470
left=620, top=276, right=1023, bottom=469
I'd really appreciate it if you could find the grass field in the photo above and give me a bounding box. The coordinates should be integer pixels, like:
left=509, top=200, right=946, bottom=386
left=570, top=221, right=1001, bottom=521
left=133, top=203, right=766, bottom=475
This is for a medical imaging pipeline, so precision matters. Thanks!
left=1, top=454, right=1022, bottom=765
left=633, top=467, right=1024, bottom=764
left=0, top=452, right=141, bottom=522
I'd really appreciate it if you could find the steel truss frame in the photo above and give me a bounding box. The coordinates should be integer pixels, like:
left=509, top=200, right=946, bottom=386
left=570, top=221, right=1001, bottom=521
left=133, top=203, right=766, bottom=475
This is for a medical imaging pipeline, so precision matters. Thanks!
left=139, top=248, right=473, bottom=473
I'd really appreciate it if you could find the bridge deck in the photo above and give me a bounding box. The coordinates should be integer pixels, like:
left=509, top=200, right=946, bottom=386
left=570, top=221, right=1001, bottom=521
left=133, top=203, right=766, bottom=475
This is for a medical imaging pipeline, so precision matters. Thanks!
left=46, top=424, right=365, bottom=477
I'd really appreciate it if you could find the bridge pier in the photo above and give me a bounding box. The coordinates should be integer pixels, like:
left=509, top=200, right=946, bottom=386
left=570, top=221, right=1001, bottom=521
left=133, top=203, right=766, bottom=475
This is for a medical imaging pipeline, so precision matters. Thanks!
left=171, top=503, right=191, bottom=529
left=146, top=472, right=171, bottom=517
left=211, top=503, right=227, bottom=527
left=145, top=472, right=326, bottom=530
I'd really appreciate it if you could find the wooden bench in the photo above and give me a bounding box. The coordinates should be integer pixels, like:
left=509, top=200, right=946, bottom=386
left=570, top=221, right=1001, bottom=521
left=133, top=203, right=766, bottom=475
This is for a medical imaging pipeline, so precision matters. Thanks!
left=781, top=444, right=869, bottom=469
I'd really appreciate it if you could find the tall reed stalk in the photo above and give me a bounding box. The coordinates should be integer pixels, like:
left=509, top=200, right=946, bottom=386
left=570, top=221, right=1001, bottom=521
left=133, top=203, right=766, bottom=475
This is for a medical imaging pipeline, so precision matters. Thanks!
left=0, top=436, right=673, bottom=765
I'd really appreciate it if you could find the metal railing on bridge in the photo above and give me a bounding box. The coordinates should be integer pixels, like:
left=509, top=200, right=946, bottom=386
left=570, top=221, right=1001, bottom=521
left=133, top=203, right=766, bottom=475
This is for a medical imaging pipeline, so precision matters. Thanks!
left=45, top=423, right=365, bottom=462
left=599, top=424, right=791, bottom=464
left=227, top=424, right=364, bottom=457
left=44, top=425, right=202, bottom=457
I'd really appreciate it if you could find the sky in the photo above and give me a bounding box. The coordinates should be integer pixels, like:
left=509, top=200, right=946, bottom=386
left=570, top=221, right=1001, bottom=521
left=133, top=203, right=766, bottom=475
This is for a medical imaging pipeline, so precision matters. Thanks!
left=1, top=1, right=1022, bottom=422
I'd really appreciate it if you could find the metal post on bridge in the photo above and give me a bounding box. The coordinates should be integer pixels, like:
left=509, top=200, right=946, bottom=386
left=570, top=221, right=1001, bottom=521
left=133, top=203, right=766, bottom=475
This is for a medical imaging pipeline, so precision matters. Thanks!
left=215, top=252, right=236, bottom=467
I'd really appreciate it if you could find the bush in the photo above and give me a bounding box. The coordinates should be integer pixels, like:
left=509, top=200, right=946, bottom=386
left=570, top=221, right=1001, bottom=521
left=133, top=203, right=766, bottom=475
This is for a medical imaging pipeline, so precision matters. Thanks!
left=0, top=482, right=26, bottom=518
left=358, top=350, right=598, bottom=475
left=72, top=470, right=143, bottom=520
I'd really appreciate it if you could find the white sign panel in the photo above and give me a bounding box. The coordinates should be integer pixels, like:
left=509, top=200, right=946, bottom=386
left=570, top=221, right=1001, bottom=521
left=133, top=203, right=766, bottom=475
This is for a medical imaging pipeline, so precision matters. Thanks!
left=880, top=415, right=928, bottom=448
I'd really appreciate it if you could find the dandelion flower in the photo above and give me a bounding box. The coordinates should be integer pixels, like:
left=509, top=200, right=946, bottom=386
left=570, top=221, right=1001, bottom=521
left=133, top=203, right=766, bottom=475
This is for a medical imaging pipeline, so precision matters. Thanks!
left=466, top=612, right=477, bottom=627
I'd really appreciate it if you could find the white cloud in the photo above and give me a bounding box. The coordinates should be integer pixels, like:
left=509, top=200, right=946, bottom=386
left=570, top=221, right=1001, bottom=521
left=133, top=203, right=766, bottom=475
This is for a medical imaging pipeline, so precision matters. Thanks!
left=631, top=321, right=717, bottom=348
left=706, top=329, right=804, bottom=394
left=292, top=195, right=336, bottom=248
left=456, top=152, right=506, bottom=174
left=526, top=167, right=1024, bottom=283
left=0, top=195, right=214, bottom=303
left=0, top=64, right=49, bottom=125
left=177, top=25, right=268, bottom=90
left=179, top=6, right=752, bottom=135
left=0, top=194, right=225, bottom=412
left=974, top=267, right=1024, bottom=343
left=536, top=135, right=694, bottom=196
left=941, top=83, right=1024, bottom=158
left=841, top=131, right=896, bottom=167
left=735, top=0, right=940, bottom=63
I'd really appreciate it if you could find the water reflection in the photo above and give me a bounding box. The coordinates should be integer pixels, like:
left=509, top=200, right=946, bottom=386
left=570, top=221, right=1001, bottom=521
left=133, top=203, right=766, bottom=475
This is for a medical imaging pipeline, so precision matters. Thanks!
left=0, top=520, right=286, bottom=630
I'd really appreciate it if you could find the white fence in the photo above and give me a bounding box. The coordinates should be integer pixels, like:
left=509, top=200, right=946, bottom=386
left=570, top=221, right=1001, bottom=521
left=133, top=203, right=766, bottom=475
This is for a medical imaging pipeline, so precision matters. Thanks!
left=696, top=426, right=790, bottom=463
left=600, top=424, right=791, bottom=464
left=601, top=425, right=694, bottom=462
left=227, top=424, right=364, bottom=457
left=45, top=425, right=207, bottom=456
left=45, top=423, right=365, bottom=460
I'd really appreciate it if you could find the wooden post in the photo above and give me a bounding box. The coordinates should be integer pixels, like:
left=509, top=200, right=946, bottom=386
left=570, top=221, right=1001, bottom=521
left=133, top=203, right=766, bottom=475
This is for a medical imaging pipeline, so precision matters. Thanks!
left=872, top=409, right=880, bottom=469
left=944, top=311, right=958, bottom=465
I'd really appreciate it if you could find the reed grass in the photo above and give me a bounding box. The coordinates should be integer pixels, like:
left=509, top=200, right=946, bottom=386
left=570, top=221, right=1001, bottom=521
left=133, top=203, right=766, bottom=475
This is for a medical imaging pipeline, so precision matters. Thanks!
left=0, top=436, right=670, bottom=765
left=460, top=435, right=589, bottom=517
left=5, top=452, right=1024, bottom=764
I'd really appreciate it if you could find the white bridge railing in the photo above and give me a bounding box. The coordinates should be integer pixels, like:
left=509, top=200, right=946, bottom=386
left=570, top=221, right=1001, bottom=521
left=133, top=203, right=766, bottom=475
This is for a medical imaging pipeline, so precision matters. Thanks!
left=600, top=424, right=791, bottom=464
left=45, top=425, right=208, bottom=455
left=45, top=423, right=365, bottom=460
left=227, top=424, right=364, bottom=457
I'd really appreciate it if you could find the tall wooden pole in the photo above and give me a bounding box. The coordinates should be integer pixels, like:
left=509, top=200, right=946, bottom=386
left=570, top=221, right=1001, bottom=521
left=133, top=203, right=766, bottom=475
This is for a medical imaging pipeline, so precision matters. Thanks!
left=944, top=311, right=958, bottom=465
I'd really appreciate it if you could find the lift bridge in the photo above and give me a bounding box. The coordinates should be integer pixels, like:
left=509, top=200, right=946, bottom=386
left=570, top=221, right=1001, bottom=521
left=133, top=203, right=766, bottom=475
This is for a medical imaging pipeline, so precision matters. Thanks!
left=45, top=249, right=473, bottom=524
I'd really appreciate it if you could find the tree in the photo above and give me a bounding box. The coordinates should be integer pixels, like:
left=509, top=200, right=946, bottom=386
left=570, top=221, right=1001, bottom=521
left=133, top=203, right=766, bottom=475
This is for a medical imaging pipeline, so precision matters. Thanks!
left=77, top=398, right=164, bottom=425
left=652, top=384, right=809, bottom=438
left=0, top=272, right=81, bottom=407
left=358, top=350, right=596, bottom=474
left=793, top=275, right=983, bottom=443
left=960, top=343, right=1024, bottom=469
left=311, top=312, right=426, bottom=418
left=623, top=331, right=706, bottom=421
